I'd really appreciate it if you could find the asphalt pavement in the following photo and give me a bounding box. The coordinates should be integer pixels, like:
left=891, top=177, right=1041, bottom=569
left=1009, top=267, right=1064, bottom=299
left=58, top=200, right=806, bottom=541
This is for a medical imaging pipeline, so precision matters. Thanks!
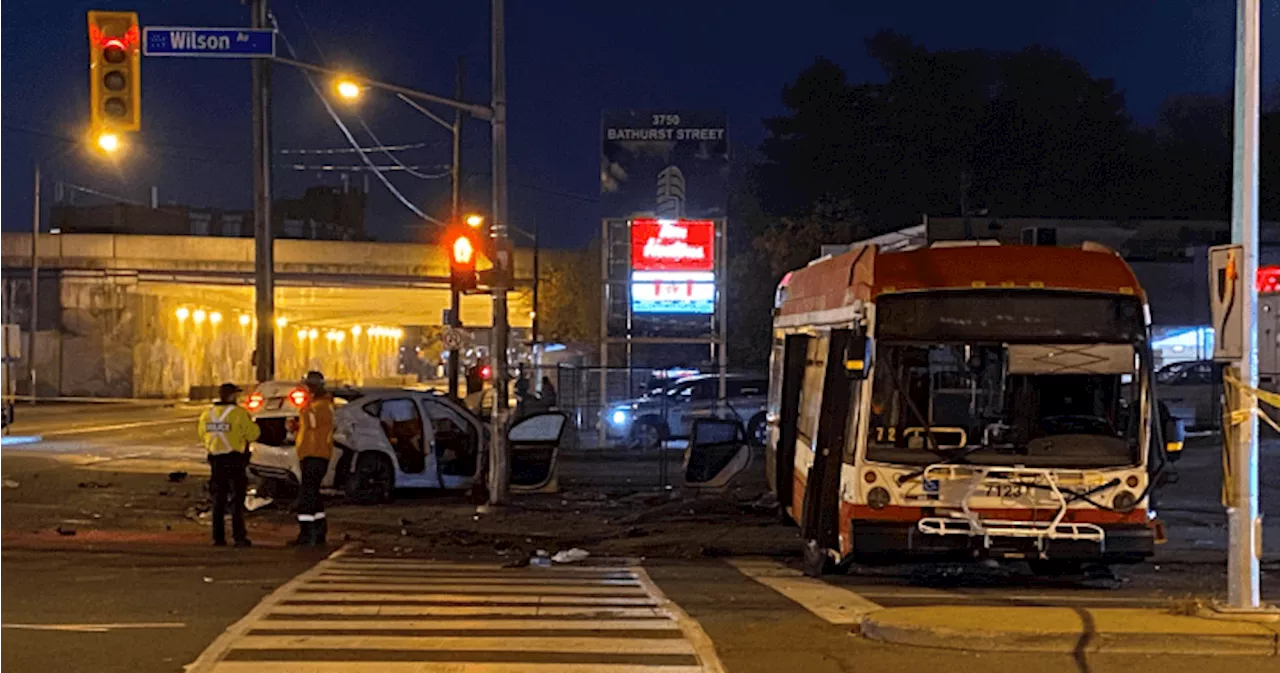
left=3, top=405, right=1278, bottom=672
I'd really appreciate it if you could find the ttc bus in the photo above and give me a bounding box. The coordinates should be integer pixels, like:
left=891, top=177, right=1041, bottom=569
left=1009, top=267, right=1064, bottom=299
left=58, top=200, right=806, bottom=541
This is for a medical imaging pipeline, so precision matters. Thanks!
left=747, top=241, right=1183, bottom=576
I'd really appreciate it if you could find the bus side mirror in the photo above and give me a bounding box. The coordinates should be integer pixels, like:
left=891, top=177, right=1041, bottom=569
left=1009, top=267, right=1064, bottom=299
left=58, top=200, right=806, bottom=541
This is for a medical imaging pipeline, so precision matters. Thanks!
left=844, top=335, right=871, bottom=381
left=1163, top=415, right=1185, bottom=462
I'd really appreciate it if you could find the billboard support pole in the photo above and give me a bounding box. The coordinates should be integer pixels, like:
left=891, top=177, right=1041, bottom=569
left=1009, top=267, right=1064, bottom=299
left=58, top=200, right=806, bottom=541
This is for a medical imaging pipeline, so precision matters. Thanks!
left=599, top=219, right=610, bottom=448
left=717, top=219, right=728, bottom=402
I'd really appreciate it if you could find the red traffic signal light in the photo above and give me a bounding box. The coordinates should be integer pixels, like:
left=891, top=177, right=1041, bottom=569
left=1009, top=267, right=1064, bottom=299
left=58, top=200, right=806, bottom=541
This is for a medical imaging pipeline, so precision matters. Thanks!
left=88, top=11, right=141, bottom=132
left=448, top=230, right=478, bottom=292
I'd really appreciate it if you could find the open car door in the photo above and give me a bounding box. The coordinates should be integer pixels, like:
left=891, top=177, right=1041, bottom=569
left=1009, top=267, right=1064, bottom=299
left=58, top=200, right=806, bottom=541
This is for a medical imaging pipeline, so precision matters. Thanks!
left=508, top=412, right=566, bottom=493
left=682, top=418, right=751, bottom=489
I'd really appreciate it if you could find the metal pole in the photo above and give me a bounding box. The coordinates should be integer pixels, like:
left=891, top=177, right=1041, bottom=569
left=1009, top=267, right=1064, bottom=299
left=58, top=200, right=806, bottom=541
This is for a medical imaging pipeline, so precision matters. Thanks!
left=447, top=56, right=465, bottom=399
left=252, top=0, right=275, bottom=383
left=29, top=163, right=39, bottom=402
left=487, top=0, right=511, bottom=504
left=717, top=219, right=728, bottom=401
left=599, top=219, right=609, bottom=448
left=532, top=218, right=540, bottom=345
left=1227, top=0, right=1261, bottom=610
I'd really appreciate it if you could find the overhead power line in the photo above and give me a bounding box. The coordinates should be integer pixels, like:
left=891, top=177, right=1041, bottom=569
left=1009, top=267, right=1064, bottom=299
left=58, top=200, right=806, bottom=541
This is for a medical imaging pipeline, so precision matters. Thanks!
left=279, top=141, right=436, bottom=155
left=271, top=16, right=445, bottom=226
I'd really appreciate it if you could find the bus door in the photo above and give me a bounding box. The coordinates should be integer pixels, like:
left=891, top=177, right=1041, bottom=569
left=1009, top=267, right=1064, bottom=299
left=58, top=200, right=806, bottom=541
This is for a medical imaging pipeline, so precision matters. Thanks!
left=773, top=334, right=810, bottom=517
left=800, top=329, right=864, bottom=575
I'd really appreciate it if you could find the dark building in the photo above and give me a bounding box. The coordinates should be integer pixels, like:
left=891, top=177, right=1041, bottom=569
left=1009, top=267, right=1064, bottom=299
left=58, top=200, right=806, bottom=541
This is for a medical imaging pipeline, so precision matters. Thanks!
left=50, top=186, right=367, bottom=241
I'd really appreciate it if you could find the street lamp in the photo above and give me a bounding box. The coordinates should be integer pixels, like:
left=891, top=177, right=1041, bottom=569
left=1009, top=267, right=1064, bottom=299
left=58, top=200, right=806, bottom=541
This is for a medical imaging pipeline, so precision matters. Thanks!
left=465, top=214, right=484, bottom=228
left=335, top=78, right=362, bottom=101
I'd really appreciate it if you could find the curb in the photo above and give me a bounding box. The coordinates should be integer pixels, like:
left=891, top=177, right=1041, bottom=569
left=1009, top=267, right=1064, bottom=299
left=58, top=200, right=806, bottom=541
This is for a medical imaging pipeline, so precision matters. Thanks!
left=860, top=609, right=1280, bottom=656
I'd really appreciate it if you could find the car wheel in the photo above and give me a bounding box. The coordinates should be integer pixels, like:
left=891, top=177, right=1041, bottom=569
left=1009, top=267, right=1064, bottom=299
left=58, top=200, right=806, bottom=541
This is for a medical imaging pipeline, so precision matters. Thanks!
left=630, top=417, right=664, bottom=450
left=747, top=412, right=767, bottom=448
left=345, top=453, right=394, bottom=505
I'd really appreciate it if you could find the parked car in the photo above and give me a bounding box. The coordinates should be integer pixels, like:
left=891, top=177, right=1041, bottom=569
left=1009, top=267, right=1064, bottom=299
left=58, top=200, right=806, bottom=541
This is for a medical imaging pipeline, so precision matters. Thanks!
left=248, top=386, right=564, bottom=503
left=1155, top=359, right=1223, bottom=431
left=603, top=373, right=769, bottom=449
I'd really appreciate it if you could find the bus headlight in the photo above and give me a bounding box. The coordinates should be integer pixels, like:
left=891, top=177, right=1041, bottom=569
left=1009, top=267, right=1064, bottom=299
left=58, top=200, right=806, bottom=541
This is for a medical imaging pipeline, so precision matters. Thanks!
left=1113, top=490, right=1137, bottom=512
left=867, top=487, right=891, bottom=510
left=610, top=409, right=629, bottom=427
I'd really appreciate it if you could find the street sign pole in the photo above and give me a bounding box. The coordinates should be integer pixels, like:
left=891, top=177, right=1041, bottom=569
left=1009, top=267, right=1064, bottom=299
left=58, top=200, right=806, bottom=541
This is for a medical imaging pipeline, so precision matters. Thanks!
left=1227, top=0, right=1262, bottom=610
left=250, top=0, right=275, bottom=382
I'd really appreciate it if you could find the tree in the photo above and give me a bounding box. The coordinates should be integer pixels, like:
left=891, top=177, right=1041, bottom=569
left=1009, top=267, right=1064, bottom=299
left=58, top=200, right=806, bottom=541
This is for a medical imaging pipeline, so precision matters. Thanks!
left=536, top=245, right=600, bottom=345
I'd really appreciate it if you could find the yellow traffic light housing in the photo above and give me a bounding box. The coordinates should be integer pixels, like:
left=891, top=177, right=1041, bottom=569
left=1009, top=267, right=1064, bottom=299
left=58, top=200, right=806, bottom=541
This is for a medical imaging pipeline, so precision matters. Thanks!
left=88, top=10, right=141, bottom=132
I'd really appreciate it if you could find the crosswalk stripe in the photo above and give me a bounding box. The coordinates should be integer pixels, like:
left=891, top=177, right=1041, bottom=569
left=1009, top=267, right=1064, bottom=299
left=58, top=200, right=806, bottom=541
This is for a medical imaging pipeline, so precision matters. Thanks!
left=252, top=619, right=683, bottom=631
left=329, top=561, right=633, bottom=573
left=311, top=574, right=644, bottom=586
left=296, top=583, right=651, bottom=596
left=188, top=550, right=721, bottom=673
left=267, top=605, right=672, bottom=618
left=232, top=635, right=697, bottom=654
left=210, top=663, right=705, bottom=673
left=282, top=593, right=660, bottom=605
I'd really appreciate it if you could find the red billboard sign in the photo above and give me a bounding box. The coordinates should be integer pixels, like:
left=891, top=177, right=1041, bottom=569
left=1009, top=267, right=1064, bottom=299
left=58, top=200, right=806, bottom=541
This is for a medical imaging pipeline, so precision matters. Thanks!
left=630, top=219, right=715, bottom=271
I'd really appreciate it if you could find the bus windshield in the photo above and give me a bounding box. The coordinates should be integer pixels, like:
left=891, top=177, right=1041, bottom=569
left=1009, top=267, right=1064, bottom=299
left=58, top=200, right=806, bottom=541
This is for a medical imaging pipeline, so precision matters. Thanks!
left=865, top=292, right=1146, bottom=468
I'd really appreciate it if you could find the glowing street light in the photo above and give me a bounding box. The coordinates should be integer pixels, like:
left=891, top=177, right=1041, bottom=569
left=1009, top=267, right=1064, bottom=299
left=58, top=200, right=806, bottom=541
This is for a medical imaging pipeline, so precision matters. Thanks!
left=308, top=328, right=319, bottom=340
left=335, top=78, right=362, bottom=101
left=209, top=311, right=223, bottom=325
left=193, top=309, right=207, bottom=325
left=238, top=314, right=251, bottom=327
left=276, top=316, right=288, bottom=328
left=465, top=214, right=484, bottom=228
left=175, top=307, right=190, bottom=322
left=351, top=325, right=362, bottom=336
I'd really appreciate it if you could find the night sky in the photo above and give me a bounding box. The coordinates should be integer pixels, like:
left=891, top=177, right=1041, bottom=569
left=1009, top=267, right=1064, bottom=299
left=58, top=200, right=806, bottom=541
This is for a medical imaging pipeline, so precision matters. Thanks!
left=3, top=1, right=1278, bottom=248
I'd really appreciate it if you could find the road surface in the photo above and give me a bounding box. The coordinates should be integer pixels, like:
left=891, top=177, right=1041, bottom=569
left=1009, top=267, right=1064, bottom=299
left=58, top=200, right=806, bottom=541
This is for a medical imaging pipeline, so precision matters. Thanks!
left=2, top=403, right=1277, bottom=672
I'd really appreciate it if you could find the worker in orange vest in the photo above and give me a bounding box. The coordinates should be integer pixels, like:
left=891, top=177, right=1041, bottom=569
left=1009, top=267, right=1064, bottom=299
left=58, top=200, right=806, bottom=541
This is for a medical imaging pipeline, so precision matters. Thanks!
left=288, top=371, right=334, bottom=546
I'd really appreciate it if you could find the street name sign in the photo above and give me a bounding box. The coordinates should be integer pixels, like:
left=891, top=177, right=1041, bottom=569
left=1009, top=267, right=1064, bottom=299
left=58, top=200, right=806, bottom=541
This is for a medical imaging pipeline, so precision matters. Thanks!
left=143, top=27, right=275, bottom=58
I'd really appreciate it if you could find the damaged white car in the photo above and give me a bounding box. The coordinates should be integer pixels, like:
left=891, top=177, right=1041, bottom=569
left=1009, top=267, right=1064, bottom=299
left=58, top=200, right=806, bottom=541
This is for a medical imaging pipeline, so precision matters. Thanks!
left=248, top=387, right=564, bottom=503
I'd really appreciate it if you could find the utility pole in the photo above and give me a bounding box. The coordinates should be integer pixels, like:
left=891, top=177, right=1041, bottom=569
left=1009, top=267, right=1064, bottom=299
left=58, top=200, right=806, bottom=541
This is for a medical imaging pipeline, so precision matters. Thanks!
left=488, top=0, right=512, bottom=504
left=532, top=217, right=540, bottom=345
left=1227, top=0, right=1262, bottom=611
left=251, top=0, right=275, bottom=383
left=447, top=56, right=465, bottom=399
left=29, top=164, right=39, bottom=402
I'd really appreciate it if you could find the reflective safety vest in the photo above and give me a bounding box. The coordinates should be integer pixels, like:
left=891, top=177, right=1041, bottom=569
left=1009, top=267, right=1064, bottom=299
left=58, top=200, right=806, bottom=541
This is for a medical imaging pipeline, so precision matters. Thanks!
left=199, top=402, right=261, bottom=455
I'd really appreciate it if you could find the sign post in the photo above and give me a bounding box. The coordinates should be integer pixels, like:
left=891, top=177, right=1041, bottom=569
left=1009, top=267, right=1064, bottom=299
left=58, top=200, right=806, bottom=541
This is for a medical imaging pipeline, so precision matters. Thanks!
left=143, top=27, right=276, bottom=58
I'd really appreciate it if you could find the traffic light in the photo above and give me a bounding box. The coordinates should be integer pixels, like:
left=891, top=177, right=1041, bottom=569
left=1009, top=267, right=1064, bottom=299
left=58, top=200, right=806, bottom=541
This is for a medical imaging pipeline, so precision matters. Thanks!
left=448, top=229, right=478, bottom=292
left=88, top=11, right=141, bottom=132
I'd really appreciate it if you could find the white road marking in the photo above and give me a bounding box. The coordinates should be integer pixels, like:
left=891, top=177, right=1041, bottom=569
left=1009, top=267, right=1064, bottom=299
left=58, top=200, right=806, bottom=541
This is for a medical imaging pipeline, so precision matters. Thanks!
left=729, top=558, right=882, bottom=625
left=39, top=417, right=194, bottom=437
left=3, top=622, right=185, bottom=632
left=210, top=664, right=705, bottom=673
left=186, top=547, right=723, bottom=673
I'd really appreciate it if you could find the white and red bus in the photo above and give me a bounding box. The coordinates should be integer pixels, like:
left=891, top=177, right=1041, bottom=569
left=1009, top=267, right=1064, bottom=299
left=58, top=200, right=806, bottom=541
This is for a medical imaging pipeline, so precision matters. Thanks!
left=693, top=241, right=1185, bottom=575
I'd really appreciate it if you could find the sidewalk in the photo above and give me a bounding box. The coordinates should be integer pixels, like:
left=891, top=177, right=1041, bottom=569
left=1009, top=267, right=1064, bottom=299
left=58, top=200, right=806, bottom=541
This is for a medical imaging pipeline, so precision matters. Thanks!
left=860, top=604, right=1280, bottom=655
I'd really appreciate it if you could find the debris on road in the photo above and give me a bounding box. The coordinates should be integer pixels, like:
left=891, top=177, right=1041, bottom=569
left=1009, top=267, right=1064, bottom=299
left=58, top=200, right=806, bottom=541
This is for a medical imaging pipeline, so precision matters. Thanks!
left=167, top=471, right=188, bottom=483
left=55, top=526, right=76, bottom=536
left=552, top=548, right=590, bottom=564
left=244, top=496, right=273, bottom=512
left=77, top=481, right=113, bottom=489
left=531, top=549, right=552, bottom=568
left=3, top=479, right=19, bottom=488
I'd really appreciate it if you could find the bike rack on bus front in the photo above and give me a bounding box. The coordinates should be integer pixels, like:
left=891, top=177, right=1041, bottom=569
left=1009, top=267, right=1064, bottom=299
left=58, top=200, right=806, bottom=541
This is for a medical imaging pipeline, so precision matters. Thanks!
left=915, top=464, right=1106, bottom=557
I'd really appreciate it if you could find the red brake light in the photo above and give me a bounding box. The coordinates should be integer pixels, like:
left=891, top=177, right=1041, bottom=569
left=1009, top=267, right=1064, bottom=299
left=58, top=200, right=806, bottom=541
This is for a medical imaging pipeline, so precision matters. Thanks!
left=246, top=392, right=264, bottom=412
left=480, top=365, right=492, bottom=380
left=288, top=388, right=308, bottom=407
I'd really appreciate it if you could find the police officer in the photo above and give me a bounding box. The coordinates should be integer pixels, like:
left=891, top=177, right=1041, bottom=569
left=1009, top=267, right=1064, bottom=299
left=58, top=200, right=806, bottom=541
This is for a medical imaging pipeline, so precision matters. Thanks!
left=198, top=383, right=260, bottom=547
left=289, top=371, right=334, bottom=546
